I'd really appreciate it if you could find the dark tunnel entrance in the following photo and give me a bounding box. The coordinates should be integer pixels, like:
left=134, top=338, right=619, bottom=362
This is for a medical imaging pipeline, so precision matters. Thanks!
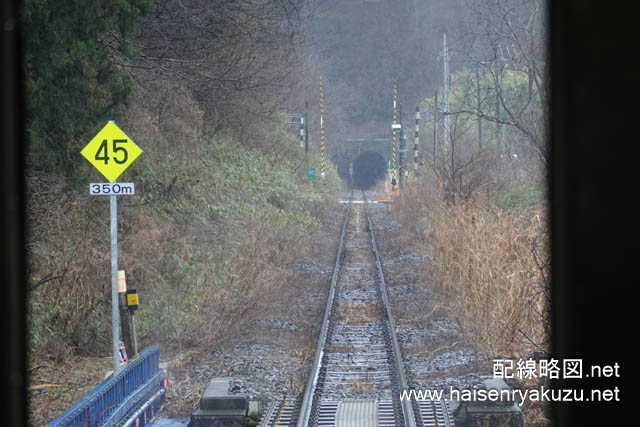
left=352, top=151, right=387, bottom=189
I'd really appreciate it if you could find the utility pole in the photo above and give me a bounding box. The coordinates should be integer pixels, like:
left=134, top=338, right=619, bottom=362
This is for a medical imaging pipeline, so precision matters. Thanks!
left=320, top=76, right=325, bottom=178
left=496, top=71, right=502, bottom=158
left=496, top=44, right=505, bottom=158
left=443, top=33, right=450, bottom=147
left=476, top=64, right=483, bottom=149
left=433, top=91, right=438, bottom=168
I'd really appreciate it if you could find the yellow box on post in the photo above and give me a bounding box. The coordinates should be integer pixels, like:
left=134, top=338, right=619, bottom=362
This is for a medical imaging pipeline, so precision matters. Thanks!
left=126, top=289, right=139, bottom=311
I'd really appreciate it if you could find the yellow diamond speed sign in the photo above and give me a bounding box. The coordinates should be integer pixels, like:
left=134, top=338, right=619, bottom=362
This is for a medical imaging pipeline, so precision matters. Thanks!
left=81, top=121, right=142, bottom=182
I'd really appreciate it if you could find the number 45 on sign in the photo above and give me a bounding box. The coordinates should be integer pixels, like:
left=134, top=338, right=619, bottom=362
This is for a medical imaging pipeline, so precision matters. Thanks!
left=81, top=121, right=142, bottom=182
left=80, top=121, right=142, bottom=373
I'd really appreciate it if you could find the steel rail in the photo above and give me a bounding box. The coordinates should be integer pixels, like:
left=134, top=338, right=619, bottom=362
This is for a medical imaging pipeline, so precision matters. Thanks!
left=296, top=192, right=416, bottom=427
left=258, top=400, right=282, bottom=427
left=296, top=196, right=352, bottom=427
left=362, top=191, right=417, bottom=427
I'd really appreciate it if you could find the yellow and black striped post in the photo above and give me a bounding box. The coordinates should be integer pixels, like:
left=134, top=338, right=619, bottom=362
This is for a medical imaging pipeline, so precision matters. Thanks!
left=320, top=76, right=325, bottom=179
left=391, top=81, right=397, bottom=189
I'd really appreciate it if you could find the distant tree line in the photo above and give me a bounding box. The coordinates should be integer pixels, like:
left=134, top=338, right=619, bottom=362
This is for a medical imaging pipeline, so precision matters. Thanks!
left=23, top=0, right=306, bottom=177
left=23, top=0, right=154, bottom=175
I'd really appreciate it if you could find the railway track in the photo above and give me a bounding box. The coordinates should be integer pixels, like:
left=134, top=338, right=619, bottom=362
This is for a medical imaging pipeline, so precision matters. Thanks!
left=260, top=191, right=452, bottom=427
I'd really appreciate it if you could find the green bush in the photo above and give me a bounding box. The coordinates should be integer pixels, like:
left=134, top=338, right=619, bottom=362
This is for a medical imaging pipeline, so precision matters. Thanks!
left=495, top=183, right=546, bottom=212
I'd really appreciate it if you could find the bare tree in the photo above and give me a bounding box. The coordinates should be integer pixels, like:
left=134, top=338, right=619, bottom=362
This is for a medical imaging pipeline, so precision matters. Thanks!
left=455, top=0, right=548, bottom=167
left=430, top=111, right=497, bottom=203
left=109, top=0, right=306, bottom=145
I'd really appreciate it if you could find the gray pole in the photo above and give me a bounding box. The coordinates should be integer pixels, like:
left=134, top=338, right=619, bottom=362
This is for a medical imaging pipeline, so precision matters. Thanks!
left=414, top=105, right=419, bottom=174
left=496, top=46, right=503, bottom=158
left=496, top=75, right=501, bottom=157
left=433, top=91, right=438, bottom=168
left=110, top=193, right=120, bottom=374
left=476, top=64, right=483, bottom=149
left=443, top=33, right=450, bottom=146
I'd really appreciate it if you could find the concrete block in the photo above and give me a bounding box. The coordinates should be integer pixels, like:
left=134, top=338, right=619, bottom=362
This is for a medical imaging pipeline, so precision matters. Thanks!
left=453, top=379, right=524, bottom=427
left=199, top=378, right=248, bottom=412
left=189, top=378, right=248, bottom=427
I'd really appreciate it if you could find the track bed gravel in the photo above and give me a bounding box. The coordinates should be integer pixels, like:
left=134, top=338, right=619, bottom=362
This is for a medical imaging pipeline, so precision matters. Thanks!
left=157, top=194, right=492, bottom=423
left=368, top=201, right=492, bottom=399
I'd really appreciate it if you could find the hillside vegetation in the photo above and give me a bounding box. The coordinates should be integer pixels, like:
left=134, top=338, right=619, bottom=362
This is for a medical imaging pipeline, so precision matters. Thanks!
left=25, top=0, right=336, bottom=353
left=24, top=1, right=340, bottom=423
left=27, top=119, right=340, bottom=356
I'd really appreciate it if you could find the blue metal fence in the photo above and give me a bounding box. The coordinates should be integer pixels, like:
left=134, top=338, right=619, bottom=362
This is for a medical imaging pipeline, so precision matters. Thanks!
left=49, top=345, right=166, bottom=427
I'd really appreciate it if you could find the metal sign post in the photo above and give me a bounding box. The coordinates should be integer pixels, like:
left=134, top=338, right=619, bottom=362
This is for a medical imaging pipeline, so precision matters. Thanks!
left=81, top=121, right=142, bottom=374
left=110, top=193, right=120, bottom=373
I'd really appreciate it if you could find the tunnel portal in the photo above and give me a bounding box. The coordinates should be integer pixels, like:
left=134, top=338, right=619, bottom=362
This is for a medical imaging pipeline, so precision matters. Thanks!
left=331, top=138, right=393, bottom=190
left=352, top=151, right=387, bottom=189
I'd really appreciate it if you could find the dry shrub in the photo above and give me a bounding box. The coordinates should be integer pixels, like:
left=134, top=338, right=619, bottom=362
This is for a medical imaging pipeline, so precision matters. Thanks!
left=133, top=206, right=312, bottom=352
left=393, top=171, right=550, bottom=360
left=194, top=208, right=310, bottom=349
left=26, top=169, right=115, bottom=357
left=428, top=198, right=549, bottom=359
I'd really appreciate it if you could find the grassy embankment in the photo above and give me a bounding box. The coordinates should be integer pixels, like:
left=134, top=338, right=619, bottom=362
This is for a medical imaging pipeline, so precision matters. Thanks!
left=26, top=109, right=341, bottom=424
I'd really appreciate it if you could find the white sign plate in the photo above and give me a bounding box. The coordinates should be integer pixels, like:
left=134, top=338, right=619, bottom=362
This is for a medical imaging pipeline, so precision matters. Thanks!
left=90, top=183, right=135, bottom=195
